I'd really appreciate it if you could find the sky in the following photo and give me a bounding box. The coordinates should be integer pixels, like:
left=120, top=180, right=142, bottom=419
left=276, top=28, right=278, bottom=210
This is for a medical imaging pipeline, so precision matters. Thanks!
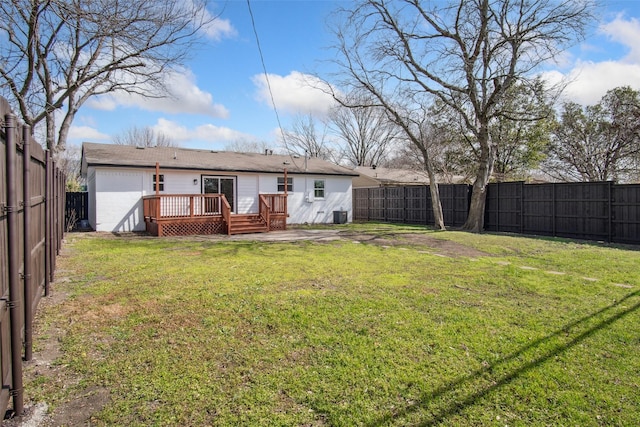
left=67, top=0, right=640, bottom=152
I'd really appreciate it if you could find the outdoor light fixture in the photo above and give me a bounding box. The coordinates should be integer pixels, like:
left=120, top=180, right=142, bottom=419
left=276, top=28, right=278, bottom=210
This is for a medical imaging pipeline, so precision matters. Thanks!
left=193, top=178, right=198, bottom=185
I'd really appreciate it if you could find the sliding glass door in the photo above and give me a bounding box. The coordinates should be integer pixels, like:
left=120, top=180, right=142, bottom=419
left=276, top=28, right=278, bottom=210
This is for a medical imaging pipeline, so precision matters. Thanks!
left=203, top=176, right=235, bottom=212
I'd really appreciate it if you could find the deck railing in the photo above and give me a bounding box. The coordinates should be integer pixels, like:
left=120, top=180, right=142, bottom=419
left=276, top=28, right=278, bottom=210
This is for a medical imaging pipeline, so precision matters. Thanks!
left=143, top=194, right=226, bottom=220
left=221, top=196, right=231, bottom=235
left=143, top=193, right=288, bottom=235
left=259, top=194, right=271, bottom=226
left=261, top=193, right=287, bottom=215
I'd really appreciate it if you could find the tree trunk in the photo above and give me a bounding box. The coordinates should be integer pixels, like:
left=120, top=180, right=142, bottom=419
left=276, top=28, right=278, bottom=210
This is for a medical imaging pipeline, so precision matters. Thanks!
left=429, top=181, right=445, bottom=230
left=424, top=154, right=445, bottom=230
left=57, top=108, right=77, bottom=153
left=46, top=113, right=57, bottom=152
left=462, top=130, right=496, bottom=232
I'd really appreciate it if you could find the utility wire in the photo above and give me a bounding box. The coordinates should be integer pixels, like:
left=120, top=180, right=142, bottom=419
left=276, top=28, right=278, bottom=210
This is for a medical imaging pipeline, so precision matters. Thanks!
left=246, top=0, right=292, bottom=152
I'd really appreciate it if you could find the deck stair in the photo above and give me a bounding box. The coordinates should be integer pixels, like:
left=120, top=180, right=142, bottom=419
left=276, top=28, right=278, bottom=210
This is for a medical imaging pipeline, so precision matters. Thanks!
left=228, top=213, right=268, bottom=235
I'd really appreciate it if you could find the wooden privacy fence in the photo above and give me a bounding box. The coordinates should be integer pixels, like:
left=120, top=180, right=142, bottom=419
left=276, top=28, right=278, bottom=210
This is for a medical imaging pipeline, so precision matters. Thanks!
left=1, top=97, right=66, bottom=418
left=354, top=184, right=472, bottom=227
left=65, top=192, right=89, bottom=230
left=354, top=181, right=640, bottom=245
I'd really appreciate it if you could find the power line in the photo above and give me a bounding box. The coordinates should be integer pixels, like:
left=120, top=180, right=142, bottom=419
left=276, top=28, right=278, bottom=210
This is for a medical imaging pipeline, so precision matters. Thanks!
left=246, top=1, right=287, bottom=147
left=246, top=0, right=307, bottom=173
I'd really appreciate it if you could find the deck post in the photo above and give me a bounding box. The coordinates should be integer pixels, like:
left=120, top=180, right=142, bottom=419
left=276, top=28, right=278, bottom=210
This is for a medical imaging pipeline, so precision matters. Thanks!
left=283, top=168, right=288, bottom=230
left=155, top=162, right=160, bottom=195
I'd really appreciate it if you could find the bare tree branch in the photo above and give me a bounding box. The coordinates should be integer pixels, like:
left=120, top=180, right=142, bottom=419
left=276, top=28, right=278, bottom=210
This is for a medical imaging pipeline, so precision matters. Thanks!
left=328, top=0, right=594, bottom=231
left=0, top=0, right=218, bottom=152
left=112, top=125, right=177, bottom=148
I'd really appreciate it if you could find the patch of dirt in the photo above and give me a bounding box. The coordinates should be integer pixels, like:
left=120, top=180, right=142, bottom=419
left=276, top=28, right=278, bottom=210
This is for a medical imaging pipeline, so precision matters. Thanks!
left=338, top=231, right=490, bottom=258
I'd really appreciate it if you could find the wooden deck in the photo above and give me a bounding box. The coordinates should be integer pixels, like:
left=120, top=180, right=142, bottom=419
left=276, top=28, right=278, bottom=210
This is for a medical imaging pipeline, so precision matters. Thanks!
left=142, top=194, right=287, bottom=237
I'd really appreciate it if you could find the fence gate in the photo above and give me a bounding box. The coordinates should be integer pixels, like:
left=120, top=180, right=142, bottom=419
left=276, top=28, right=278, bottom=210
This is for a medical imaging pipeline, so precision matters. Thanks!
left=65, top=191, right=88, bottom=230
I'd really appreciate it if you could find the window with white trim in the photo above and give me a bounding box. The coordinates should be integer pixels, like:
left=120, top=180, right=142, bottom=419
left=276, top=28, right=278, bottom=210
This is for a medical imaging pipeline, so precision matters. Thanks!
left=277, top=176, right=293, bottom=192
left=152, top=174, right=164, bottom=192
left=314, top=179, right=325, bottom=198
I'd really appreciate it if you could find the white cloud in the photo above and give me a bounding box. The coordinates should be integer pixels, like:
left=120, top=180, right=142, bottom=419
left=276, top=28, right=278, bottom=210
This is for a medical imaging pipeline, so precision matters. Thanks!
left=68, top=125, right=110, bottom=142
left=600, top=15, right=640, bottom=63
left=152, top=118, right=254, bottom=144
left=560, top=60, right=640, bottom=105
left=252, top=71, right=337, bottom=116
left=540, top=15, right=640, bottom=105
left=186, top=0, right=237, bottom=41
left=201, top=14, right=236, bottom=41
left=87, top=68, right=229, bottom=118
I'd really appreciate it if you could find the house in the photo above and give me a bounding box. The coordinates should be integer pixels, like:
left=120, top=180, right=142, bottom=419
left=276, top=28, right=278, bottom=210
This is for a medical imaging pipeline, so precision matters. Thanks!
left=352, top=166, right=467, bottom=188
left=80, top=142, right=358, bottom=235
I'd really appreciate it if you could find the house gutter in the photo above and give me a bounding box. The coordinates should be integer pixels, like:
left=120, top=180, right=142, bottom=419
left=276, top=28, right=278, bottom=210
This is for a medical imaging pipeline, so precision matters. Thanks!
left=84, top=162, right=359, bottom=177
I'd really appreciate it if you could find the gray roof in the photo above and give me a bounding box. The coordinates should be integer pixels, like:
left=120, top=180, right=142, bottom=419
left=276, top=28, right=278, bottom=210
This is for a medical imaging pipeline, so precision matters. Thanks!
left=81, top=142, right=358, bottom=176
left=353, top=166, right=467, bottom=187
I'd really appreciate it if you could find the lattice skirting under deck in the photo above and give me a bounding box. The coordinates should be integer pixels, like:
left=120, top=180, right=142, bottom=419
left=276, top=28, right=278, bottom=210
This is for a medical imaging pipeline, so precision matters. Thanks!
left=146, top=218, right=226, bottom=236
left=269, top=215, right=287, bottom=231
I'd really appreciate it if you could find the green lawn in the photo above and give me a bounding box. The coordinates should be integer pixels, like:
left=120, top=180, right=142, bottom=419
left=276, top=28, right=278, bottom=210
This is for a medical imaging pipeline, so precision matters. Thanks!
left=30, top=224, right=639, bottom=426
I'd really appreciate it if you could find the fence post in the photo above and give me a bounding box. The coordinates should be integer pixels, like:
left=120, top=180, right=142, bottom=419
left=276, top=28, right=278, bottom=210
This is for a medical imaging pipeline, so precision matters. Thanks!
left=403, top=186, right=407, bottom=222
left=4, top=113, right=24, bottom=415
left=45, top=150, right=51, bottom=296
left=384, top=187, right=388, bottom=222
left=608, top=181, right=613, bottom=243
left=520, top=181, right=525, bottom=234
left=495, top=183, right=500, bottom=231
left=368, top=188, right=372, bottom=221
left=22, top=125, right=34, bottom=362
left=552, top=183, right=557, bottom=237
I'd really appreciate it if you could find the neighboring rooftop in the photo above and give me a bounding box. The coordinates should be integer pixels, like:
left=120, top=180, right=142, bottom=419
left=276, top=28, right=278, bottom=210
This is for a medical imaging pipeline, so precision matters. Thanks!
left=353, top=166, right=468, bottom=187
left=81, top=142, right=358, bottom=176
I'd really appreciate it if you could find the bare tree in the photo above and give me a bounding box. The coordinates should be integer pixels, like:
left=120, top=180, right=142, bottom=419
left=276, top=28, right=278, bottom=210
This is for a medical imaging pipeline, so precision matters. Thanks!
left=280, top=114, right=336, bottom=161
left=330, top=0, right=594, bottom=231
left=112, top=125, right=177, bottom=148
left=0, top=0, right=217, bottom=152
left=225, top=138, right=271, bottom=154
left=397, top=105, right=447, bottom=229
left=55, top=144, right=83, bottom=191
left=329, top=92, right=400, bottom=167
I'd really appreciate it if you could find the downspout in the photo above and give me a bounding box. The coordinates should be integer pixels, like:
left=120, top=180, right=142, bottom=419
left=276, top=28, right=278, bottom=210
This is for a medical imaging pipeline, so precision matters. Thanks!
left=23, top=125, right=33, bottom=361
left=5, top=113, right=24, bottom=415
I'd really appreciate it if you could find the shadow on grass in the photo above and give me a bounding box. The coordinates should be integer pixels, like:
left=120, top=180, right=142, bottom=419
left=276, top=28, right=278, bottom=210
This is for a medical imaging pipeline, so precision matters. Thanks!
left=368, top=289, right=640, bottom=426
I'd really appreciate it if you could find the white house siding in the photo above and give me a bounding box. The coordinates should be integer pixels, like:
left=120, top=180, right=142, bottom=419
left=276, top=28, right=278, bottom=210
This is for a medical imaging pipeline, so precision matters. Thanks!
left=94, top=167, right=146, bottom=232
left=87, top=169, right=97, bottom=230
left=285, top=175, right=352, bottom=224
left=257, top=174, right=352, bottom=224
